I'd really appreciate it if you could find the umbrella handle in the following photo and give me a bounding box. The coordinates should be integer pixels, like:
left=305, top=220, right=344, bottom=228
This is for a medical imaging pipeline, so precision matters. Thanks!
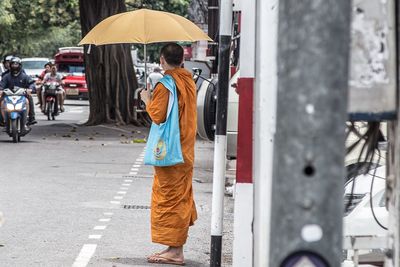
left=144, top=44, right=147, bottom=89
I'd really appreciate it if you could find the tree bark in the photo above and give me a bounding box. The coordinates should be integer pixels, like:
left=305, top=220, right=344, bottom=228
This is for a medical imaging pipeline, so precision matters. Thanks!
left=79, top=0, right=139, bottom=125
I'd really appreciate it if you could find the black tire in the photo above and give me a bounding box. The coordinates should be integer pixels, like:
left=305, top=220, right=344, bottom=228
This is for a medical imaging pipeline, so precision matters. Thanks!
left=203, top=78, right=218, bottom=141
left=47, top=102, right=52, bottom=121
left=11, top=119, right=18, bottom=143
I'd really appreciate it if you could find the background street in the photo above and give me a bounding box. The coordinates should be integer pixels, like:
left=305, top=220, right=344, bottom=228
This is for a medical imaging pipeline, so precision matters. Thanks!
left=0, top=99, right=234, bottom=267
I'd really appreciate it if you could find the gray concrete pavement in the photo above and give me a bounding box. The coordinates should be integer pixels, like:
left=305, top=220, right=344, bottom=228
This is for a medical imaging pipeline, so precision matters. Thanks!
left=0, top=100, right=234, bottom=266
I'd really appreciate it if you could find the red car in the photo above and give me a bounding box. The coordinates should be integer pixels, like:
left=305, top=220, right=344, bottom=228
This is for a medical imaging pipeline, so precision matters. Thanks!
left=54, top=47, right=88, bottom=99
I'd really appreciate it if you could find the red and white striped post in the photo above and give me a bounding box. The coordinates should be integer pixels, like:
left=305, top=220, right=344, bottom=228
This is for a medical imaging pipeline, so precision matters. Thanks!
left=232, top=0, right=255, bottom=266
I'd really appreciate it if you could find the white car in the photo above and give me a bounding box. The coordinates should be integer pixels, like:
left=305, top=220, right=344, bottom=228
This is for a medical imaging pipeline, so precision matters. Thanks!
left=21, top=57, right=51, bottom=80
left=343, top=165, right=387, bottom=265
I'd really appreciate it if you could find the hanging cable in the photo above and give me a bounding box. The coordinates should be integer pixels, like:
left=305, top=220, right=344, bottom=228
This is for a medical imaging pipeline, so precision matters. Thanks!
left=368, top=149, right=387, bottom=230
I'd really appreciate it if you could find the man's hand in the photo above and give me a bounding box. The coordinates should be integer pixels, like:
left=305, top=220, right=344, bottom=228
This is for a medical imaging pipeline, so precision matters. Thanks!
left=140, top=88, right=151, bottom=106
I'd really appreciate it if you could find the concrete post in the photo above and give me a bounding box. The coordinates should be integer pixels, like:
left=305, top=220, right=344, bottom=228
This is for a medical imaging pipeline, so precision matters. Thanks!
left=263, top=0, right=351, bottom=266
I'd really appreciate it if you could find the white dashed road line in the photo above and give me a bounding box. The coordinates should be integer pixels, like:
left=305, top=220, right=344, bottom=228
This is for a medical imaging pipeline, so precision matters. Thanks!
left=93, top=225, right=107, bottom=230
left=88, top=235, right=102, bottom=240
left=72, top=148, right=146, bottom=266
left=72, top=244, right=97, bottom=267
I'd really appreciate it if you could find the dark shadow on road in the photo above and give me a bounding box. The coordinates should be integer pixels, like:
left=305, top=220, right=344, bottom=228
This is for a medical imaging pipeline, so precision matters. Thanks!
left=0, top=139, right=38, bottom=144
left=105, top=257, right=206, bottom=266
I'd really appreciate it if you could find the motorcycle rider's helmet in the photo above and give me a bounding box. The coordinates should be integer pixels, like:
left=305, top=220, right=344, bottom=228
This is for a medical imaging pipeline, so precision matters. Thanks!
left=3, top=55, right=13, bottom=63
left=2, top=55, right=13, bottom=70
left=10, top=57, right=22, bottom=76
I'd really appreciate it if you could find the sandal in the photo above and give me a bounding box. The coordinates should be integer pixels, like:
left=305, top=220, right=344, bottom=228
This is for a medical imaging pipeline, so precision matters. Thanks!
left=147, top=255, right=185, bottom=266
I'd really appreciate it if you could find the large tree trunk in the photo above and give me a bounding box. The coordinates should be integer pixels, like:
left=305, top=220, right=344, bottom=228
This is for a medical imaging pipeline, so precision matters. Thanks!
left=79, top=0, right=140, bottom=125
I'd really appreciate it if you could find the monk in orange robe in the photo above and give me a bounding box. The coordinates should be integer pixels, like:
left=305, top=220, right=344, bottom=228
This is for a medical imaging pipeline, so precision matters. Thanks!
left=140, top=43, right=197, bottom=266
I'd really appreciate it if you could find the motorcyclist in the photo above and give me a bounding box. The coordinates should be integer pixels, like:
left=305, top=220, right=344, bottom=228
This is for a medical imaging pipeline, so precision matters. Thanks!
left=0, top=57, right=37, bottom=130
left=36, top=62, right=52, bottom=110
left=42, top=64, right=65, bottom=114
left=1, top=55, right=13, bottom=78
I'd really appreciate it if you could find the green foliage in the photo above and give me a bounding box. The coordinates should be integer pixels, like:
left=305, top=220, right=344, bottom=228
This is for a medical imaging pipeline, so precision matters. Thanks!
left=0, top=0, right=191, bottom=60
left=0, top=0, right=15, bottom=26
left=0, top=0, right=81, bottom=58
left=126, top=0, right=190, bottom=16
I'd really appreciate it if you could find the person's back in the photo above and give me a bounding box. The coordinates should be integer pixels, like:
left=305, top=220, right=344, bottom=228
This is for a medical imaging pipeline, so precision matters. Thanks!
left=147, top=67, right=163, bottom=90
left=164, top=67, right=197, bottom=164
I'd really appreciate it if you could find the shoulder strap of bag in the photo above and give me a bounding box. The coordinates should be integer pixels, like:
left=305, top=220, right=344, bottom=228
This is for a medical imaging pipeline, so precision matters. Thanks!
left=159, top=75, right=177, bottom=120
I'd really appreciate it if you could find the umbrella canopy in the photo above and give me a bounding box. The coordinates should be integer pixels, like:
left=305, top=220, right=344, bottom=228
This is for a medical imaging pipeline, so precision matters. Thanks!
left=79, top=8, right=212, bottom=45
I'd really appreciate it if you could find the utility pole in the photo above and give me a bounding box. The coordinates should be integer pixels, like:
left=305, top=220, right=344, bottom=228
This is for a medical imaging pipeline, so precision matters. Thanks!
left=254, top=0, right=352, bottom=266
left=210, top=0, right=232, bottom=266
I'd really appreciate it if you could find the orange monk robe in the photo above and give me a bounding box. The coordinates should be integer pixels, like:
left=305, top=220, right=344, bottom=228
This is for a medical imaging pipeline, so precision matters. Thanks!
left=146, top=67, right=198, bottom=247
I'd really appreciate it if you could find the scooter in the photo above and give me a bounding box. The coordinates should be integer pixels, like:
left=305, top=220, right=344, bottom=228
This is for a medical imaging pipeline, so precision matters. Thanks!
left=43, top=81, right=61, bottom=121
left=2, top=87, right=30, bottom=143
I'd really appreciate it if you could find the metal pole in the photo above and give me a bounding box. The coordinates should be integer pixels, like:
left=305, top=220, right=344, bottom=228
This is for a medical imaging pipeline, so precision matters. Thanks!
left=210, top=0, right=232, bottom=266
left=144, top=44, right=147, bottom=89
left=208, top=0, right=219, bottom=74
left=267, top=1, right=351, bottom=266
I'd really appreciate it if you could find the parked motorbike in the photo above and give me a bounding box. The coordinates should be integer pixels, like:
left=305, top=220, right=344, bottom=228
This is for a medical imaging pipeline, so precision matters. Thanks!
left=43, top=81, right=61, bottom=121
left=2, top=87, right=30, bottom=143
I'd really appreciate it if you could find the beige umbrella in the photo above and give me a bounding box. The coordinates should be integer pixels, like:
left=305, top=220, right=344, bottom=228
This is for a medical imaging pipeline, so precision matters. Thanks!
left=79, top=8, right=212, bottom=84
left=79, top=8, right=212, bottom=45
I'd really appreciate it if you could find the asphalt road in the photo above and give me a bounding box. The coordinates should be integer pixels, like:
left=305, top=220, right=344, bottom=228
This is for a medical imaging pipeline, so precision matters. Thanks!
left=0, top=98, right=233, bottom=267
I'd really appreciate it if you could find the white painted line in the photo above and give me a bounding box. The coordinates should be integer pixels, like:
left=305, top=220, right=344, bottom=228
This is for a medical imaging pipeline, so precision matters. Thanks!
left=72, top=244, right=97, bottom=267
left=129, top=172, right=137, bottom=175
left=99, top=218, right=111, bottom=222
left=132, top=165, right=141, bottom=167
left=130, top=168, right=139, bottom=171
left=93, top=225, right=107, bottom=230
left=122, top=184, right=131, bottom=186
left=114, top=196, right=123, bottom=200
left=88, top=235, right=102, bottom=239
left=103, top=212, right=113, bottom=216
left=110, top=201, right=120, bottom=204
left=124, top=179, right=133, bottom=182
left=136, top=158, right=144, bottom=162
left=120, top=187, right=129, bottom=190
left=98, top=124, right=131, bottom=134
left=117, top=191, right=127, bottom=195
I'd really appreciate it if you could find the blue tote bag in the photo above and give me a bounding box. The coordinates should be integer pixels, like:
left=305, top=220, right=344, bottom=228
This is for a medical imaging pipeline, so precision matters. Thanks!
left=144, top=75, right=184, bottom=166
